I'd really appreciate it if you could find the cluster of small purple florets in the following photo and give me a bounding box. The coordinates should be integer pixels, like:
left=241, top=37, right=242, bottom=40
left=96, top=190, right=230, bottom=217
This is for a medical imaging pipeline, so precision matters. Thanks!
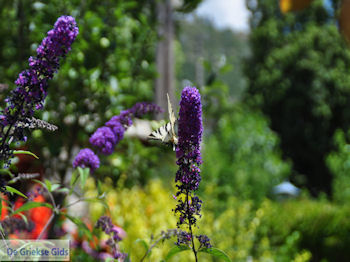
left=196, top=234, right=212, bottom=249
left=96, top=216, right=127, bottom=260
left=0, top=16, right=78, bottom=164
left=175, top=87, right=203, bottom=222
left=1, top=217, right=35, bottom=236
left=72, top=148, right=100, bottom=173
left=174, top=195, right=202, bottom=226
left=26, top=185, right=47, bottom=201
left=175, top=231, right=211, bottom=248
left=174, top=87, right=211, bottom=249
left=73, top=102, right=162, bottom=172
left=89, top=102, right=162, bottom=155
left=176, top=230, right=192, bottom=246
left=175, top=87, right=203, bottom=191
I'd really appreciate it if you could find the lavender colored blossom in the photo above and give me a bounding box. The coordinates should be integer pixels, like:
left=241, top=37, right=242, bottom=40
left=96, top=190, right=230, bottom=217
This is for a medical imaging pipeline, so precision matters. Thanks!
left=81, top=241, right=114, bottom=261
left=116, top=110, right=133, bottom=127
left=96, top=216, right=127, bottom=260
left=175, top=87, right=203, bottom=196
left=196, top=235, right=212, bottom=249
left=176, top=230, right=192, bottom=246
left=1, top=217, right=35, bottom=236
left=27, top=185, right=47, bottom=201
left=174, top=195, right=202, bottom=227
left=73, top=148, right=100, bottom=172
left=130, top=102, right=163, bottom=118
left=7, top=15, right=78, bottom=117
left=173, top=87, right=211, bottom=252
left=89, top=102, right=162, bottom=156
left=105, top=117, right=125, bottom=143
left=89, top=127, right=117, bottom=155
left=96, top=216, right=114, bottom=234
left=176, top=86, right=203, bottom=165
left=0, top=16, right=78, bottom=164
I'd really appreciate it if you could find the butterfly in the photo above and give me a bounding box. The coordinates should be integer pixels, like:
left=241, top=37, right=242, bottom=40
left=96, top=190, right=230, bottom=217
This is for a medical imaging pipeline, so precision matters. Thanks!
left=148, top=94, right=178, bottom=150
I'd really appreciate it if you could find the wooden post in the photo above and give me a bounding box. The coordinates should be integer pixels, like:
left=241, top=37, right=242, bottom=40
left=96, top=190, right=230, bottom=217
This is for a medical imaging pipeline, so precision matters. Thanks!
left=155, top=0, right=175, bottom=119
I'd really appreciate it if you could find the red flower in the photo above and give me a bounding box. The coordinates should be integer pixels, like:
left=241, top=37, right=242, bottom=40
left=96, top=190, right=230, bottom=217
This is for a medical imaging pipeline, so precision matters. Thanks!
left=28, top=195, right=52, bottom=239
left=0, top=194, right=8, bottom=220
left=13, top=197, right=25, bottom=219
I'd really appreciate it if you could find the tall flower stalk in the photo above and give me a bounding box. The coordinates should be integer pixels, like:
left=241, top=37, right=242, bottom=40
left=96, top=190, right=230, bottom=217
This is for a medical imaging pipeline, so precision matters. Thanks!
left=0, top=16, right=79, bottom=165
left=90, top=102, right=162, bottom=155
left=73, top=102, right=162, bottom=171
left=174, top=87, right=211, bottom=261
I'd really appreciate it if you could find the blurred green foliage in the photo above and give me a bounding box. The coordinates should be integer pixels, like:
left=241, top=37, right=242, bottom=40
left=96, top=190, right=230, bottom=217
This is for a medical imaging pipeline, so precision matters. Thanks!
left=85, top=178, right=312, bottom=262
left=327, top=129, right=350, bottom=203
left=177, top=16, right=249, bottom=99
left=260, top=197, right=350, bottom=261
left=0, top=0, right=163, bottom=184
left=3, top=1, right=350, bottom=261
left=201, top=104, right=290, bottom=204
left=176, top=13, right=289, bottom=206
left=245, top=0, right=350, bottom=195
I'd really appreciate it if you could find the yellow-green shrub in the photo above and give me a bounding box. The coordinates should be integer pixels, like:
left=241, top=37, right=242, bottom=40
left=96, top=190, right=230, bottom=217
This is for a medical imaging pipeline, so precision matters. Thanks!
left=84, top=178, right=311, bottom=261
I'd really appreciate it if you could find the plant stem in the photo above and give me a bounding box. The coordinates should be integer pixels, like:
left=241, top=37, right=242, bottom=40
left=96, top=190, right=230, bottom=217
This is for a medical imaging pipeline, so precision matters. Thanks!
left=36, top=213, right=55, bottom=240
left=0, top=100, right=25, bottom=160
left=186, top=189, right=198, bottom=262
left=0, top=227, right=12, bottom=261
left=140, top=236, right=163, bottom=262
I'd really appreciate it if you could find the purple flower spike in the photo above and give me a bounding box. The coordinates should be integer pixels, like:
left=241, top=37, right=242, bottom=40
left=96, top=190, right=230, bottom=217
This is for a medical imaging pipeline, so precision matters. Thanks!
left=96, top=216, right=127, bottom=259
left=1, top=16, right=79, bottom=164
left=130, top=102, right=163, bottom=118
left=176, top=87, right=203, bottom=192
left=89, top=127, right=117, bottom=155
left=88, top=102, right=162, bottom=156
left=73, top=148, right=100, bottom=172
left=173, top=87, right=211, bottom=249
left=105, top=117, right=125, bottom=144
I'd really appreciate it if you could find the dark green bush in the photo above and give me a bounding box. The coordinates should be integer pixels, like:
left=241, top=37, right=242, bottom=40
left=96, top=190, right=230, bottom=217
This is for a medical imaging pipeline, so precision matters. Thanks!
left=260, top=198, right=350, bottom=261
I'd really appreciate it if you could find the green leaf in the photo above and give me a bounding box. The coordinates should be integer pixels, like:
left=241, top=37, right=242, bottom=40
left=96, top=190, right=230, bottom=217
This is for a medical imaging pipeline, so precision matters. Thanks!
left=0, top=169, right=14, bottom=178
left=13, top=150, right=39, bottom=159
left=97, top=180, right=103, bottom=195
left=56, top=188, right=69, bottom=194
left=135, top=238, right=149, bottom=251
left=199, top=247, right=231, bottom=262
left=0, top=223, right=4, bottom=236
left=82, top=197, right=110, bottom=213
left=18, top=212, right=28, bottom=226
left=33, top=179, right=46, bottom=189
left=79, top=167, right=89, bottom=189
left=165, top=245, right=191, bottom=261
left=45, top=179, right=52, bottom=192
left=65, top=214, right=92, bottom=240
left=70, top=170, right=78, bottom=187
left=51, top=184, right=60, bottom=192
left=12, top=201, right=53, bottom=215
left=5, top=186, right=27, bottom=199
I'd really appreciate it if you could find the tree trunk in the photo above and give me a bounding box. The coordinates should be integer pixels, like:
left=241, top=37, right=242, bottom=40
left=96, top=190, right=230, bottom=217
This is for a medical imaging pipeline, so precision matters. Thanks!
left=155, top=0, right=175, bottom=119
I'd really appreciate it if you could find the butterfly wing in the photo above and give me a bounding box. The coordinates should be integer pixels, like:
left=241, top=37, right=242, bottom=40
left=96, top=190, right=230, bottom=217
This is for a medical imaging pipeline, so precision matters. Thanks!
left=148, top=94, right=178, bottom=150
left=167, top=94, right=178, bottom=145
left=148, top=122, right=172, bottom=143
left=167, top=94, right=176, bottom=137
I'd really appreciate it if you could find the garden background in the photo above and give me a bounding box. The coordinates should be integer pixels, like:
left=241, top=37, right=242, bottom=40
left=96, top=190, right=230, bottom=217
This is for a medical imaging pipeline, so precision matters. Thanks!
left=1, top=0, right=350, bottom=261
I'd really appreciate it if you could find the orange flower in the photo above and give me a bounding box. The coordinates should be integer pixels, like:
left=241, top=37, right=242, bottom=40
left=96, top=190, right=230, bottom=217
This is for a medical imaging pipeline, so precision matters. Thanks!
left=28, top=195, right=52, bottom=239
left=13, top=197, right=25, bottom=219
left=0, top=194, right=8, bottom=220
left=279, top=0, right=313, bottom=13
